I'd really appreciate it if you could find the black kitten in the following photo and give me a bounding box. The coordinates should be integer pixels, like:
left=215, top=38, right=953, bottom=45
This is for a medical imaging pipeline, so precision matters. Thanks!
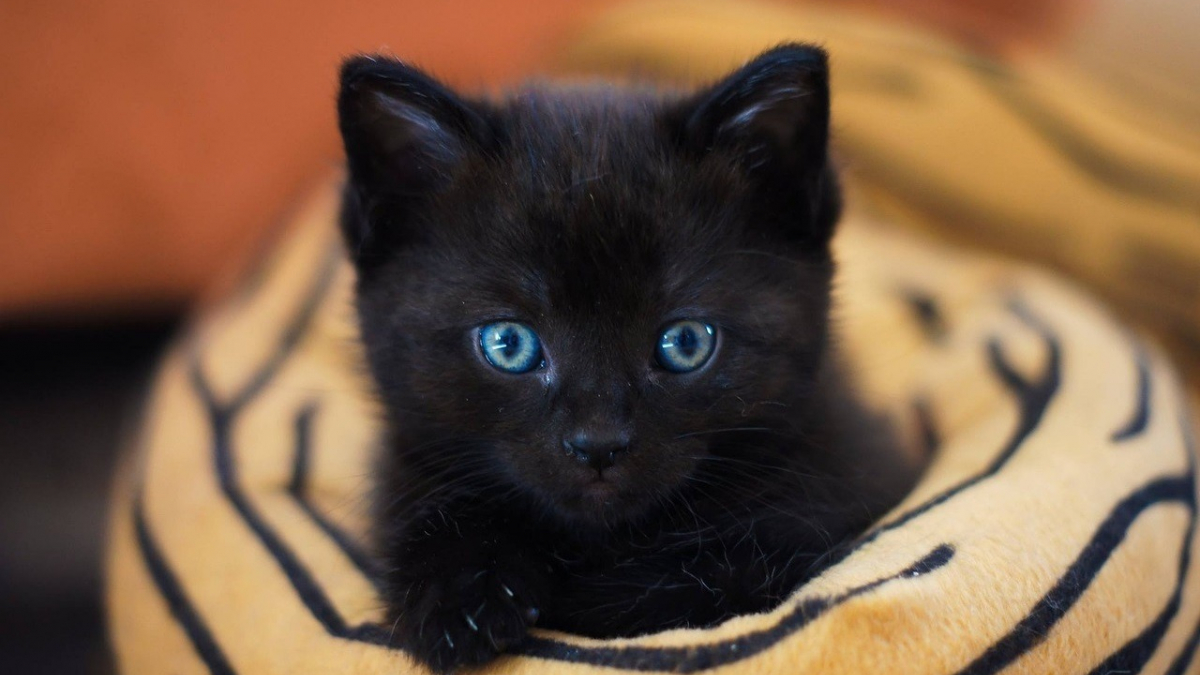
left=337, top=45, right=920, bottom=673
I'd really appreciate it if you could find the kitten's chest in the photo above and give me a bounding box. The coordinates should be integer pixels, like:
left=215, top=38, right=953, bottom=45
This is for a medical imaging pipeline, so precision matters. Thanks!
left=543, top=515, right=806, bottom=634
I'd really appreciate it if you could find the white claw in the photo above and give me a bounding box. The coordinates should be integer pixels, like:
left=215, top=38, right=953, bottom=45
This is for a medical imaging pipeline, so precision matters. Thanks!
left=501, top=584, right=515, bottom=598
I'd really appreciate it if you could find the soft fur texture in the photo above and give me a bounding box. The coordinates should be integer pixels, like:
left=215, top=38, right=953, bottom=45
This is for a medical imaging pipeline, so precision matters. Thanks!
left=337, top=45, right=918, bottom=672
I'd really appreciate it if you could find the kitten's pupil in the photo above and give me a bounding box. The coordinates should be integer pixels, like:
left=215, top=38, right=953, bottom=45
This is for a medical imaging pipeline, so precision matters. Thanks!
left=499, top=327, right=520, bottom=358
left=674, top=326, right=698, bottom=357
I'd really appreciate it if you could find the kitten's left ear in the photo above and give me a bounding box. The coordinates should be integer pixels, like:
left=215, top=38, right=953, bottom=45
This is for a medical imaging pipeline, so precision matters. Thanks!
left=668, top=44, right=839, bottom=245
left=337, top=55, right=495, bottom=266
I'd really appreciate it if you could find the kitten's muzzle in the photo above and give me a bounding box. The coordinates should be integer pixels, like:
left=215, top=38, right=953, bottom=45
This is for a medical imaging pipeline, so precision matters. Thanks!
left=563, top=430, right=631, bottom=474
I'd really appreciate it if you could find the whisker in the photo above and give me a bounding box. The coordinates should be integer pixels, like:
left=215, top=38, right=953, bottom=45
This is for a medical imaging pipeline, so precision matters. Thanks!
left=672, top=426, right=774, bottom=440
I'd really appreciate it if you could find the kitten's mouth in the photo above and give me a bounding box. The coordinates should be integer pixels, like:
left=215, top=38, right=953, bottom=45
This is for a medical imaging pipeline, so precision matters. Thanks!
left=581, top=476, right=618, bottom=502
left=533, top=447, right=694, bottom=527
left=570, top=482, right=632, bottom=526
left=551, top=468, right=640, bottom=524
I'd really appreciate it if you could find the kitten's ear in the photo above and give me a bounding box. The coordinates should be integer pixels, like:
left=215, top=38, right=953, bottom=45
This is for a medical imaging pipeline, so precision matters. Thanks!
left=669, top=44, right=839, bottom=245
left=337, top=56, right=494, bottom=261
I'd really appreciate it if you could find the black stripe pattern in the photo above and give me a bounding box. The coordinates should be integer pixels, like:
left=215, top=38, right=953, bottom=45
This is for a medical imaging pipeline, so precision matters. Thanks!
left=288, top=405, right=384, bottom=583
left=133, top=495, right=238, bottom=675
left=127, top=239, right=1200, bottom=675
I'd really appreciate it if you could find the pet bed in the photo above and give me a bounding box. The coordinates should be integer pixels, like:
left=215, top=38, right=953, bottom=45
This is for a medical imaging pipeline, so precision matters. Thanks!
left=106, top=178, right=1200, bottom=674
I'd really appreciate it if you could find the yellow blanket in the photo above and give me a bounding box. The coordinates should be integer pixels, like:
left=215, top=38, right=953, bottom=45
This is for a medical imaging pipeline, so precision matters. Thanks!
left=107, top=179, right=1200, bottom=673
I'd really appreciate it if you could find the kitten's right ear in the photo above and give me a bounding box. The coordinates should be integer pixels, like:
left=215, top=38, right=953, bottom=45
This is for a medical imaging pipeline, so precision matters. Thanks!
left=337, top=56, right=493, bottom=262
left=666, top=44, right=838, bottom=246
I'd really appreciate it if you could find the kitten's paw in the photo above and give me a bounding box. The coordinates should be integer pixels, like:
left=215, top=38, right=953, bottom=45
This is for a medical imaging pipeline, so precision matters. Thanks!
left=393, top=567, right=543, bottom=674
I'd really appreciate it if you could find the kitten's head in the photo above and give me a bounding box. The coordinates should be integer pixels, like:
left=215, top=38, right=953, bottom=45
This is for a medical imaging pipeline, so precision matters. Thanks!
left=339, top=45, right=842, bottom=528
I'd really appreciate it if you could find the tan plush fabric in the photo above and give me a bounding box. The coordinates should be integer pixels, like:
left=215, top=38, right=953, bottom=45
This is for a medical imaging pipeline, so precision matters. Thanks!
left=106, top=178, right=1200, bottom=674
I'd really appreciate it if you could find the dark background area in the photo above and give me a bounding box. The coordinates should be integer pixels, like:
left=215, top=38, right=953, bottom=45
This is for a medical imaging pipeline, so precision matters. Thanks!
left=0, top=318, right=175, bottom=674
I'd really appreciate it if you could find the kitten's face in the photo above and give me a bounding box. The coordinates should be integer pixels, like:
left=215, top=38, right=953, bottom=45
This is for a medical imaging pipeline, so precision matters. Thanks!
left=340, top=50, right=840, bottom=527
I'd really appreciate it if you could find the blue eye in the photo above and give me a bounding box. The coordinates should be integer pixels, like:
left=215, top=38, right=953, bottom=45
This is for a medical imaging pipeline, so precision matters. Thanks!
left=479, top=322, right=543, bottom=373
left=656, top=320, right=716, bottom=373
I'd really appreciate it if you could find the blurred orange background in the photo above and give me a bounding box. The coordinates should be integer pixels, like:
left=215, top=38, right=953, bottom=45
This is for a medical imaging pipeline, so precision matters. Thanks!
left=0, top=0, right=619, bottom=318
left=8, top=0, right=1173, bottom=320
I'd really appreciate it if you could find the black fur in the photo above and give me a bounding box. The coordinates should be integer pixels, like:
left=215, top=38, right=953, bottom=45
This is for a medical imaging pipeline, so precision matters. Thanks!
left=337, top=45, right=920, bottom=673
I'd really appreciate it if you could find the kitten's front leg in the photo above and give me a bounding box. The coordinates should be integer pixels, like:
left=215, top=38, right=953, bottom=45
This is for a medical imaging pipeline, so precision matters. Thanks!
left=381, top=504, right=550, bottom=673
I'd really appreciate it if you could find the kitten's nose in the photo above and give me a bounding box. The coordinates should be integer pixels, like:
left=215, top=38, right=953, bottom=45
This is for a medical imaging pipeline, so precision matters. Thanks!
left=563, top=430, right=631, bottom=473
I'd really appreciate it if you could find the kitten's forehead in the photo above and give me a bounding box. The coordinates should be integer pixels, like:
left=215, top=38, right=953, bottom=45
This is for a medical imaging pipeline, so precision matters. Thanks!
left=487, top=86, right=738, bottom=289
left=418, top=86, right=777, bottom=326
left=500, top=84, right=664, bottom=160
left=455, top=89, right=662, bottom=311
